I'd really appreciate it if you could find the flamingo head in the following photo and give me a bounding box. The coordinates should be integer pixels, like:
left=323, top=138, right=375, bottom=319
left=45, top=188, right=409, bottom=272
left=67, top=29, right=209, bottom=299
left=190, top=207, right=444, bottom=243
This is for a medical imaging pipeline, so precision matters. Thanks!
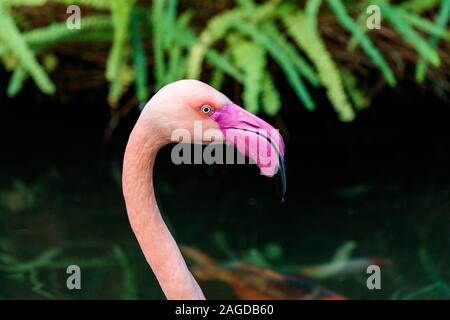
left=142, top=79, right=286, bottom=198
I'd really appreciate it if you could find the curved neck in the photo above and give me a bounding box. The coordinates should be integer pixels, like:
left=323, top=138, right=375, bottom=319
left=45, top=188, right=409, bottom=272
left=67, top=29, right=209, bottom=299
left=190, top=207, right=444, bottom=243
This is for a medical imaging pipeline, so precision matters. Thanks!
left=122, top=115, right=205, bottom=300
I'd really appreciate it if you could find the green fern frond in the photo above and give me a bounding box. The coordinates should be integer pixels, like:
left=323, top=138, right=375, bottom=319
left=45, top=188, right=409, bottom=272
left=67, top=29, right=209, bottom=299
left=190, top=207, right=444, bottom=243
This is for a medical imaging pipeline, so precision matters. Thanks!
left=230, top=38, right=266, bottom=113
left=151, top=0, right=166, bottom=89
left=108, top=62, right=134, bottom=107
left=283, top=12, right=355, bottom=121
left=415, top=0, right=450, bottom=82
left=69, top=30, right=112, bottom=42
left=51, top=0, right=110, bottom=9
left=163, top=0, right=178, bottom=48
left=165, top=46, right=182, bottom=83
left=166, top=11, right=195, bottom=82
left=187, top=9, right=245, bottom=79
left=379, top=1, right=440, bottom=67
left=0, top=3, right=55, bottom=94
left=130, top=7, right=148, bottom=103
left=7, top=67, right=28, bottom=97
left=4, top=0, right=111, bottom=9
left=261, top=72, right=281, bottom=116
left=170, top=12, right=245, bottom=83
left=327, top=0, right=396, bottom=86
left=6, top=54, right=56, bottom=97
left=341, top=70, right=369, bottom=110
left=261, top=22, right=319, bottom=87
left=399, top=10, right=449, bottom=40
left=187, top=1, right=278, bottom=80
left=305, top=0, right=322, bottom=30
left=0, top=16, right=111, bottom=56
left=2, top=0, right=46, bottom=6
left=347, top=0, right=372, bottom=51
left=236, top=0, right=254, bottom=12
left=209, top=68, right=225, bottom=90
left=205, top=49, right=244, bottom=83
left=233, top=20, right=315, bottom=110
left=249, top=0, right=280, bottom=23
left=400, top=0, right=441, bottom=14
left=106, top=0, right=134, bottom=81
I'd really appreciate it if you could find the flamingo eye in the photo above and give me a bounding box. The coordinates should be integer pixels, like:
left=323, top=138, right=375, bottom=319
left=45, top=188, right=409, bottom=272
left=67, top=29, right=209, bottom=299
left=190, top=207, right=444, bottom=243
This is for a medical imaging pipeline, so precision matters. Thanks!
left=201, top=104, right=212, bottom=114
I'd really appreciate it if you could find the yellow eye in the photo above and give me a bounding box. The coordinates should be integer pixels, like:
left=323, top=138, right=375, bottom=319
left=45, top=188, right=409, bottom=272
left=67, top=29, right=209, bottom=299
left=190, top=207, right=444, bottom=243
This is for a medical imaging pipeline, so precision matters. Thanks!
left=201, top=104, right=212, bottom=114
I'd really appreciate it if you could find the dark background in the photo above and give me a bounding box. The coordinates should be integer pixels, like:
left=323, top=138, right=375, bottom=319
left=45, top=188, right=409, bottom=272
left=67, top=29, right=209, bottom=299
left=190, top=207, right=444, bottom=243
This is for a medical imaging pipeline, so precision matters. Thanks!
left=0, top=73, right=449, bottom=299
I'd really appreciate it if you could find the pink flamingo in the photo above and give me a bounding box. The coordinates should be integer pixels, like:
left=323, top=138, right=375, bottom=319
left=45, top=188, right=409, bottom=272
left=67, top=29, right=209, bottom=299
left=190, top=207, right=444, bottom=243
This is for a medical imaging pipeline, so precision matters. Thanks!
left=122, top=80, right=285, bottom=300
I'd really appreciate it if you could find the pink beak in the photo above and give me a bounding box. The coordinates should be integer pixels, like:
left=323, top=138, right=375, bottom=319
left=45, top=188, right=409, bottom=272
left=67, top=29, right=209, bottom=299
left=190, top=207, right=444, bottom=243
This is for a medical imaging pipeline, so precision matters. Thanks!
left=210, top=103, right=286, bottom=198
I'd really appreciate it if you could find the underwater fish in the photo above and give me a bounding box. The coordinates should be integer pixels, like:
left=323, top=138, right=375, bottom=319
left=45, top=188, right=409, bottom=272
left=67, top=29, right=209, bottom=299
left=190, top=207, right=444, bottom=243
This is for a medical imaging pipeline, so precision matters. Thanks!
left=181, top=246, right=345, bottom=300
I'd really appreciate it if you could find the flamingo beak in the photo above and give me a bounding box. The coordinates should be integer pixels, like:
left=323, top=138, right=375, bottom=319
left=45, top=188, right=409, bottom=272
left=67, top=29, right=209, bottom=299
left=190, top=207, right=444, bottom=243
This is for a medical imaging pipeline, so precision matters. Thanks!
left=210, top=103, right=286, bottom=200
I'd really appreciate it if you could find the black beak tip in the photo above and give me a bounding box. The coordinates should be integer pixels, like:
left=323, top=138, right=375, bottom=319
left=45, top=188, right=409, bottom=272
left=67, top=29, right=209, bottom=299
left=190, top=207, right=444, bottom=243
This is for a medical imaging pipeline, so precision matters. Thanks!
left=272, top=156, right=286, bottom=202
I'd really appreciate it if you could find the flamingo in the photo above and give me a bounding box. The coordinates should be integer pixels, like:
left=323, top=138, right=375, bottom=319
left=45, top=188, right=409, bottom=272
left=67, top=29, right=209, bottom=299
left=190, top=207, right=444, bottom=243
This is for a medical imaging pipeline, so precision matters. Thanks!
left=122, top=80, right=286, bottom=300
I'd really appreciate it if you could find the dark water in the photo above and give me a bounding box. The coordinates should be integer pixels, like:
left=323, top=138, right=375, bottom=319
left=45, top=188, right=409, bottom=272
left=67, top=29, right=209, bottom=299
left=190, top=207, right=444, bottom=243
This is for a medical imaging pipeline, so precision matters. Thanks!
left=0, top=85, right=449, bottom=299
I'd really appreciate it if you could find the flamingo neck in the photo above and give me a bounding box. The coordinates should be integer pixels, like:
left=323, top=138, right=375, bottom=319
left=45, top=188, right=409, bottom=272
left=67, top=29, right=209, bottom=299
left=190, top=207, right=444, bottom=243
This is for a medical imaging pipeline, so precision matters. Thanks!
left=122, top=115, right=205, bottom=300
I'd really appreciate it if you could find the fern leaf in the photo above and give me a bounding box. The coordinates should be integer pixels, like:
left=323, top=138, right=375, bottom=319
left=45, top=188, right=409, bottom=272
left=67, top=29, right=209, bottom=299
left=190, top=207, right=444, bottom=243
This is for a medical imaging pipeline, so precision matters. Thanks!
left=209, top=68, right=225, bottom=90
left=261, top=72, right=281, bottom=116
left=230, top=39, right=265, bottom=113
left=69, top=30, right=113, bottom=42
left=169, top=12, right=245, bottom=83
left=205, top=49, right=244, bottom=83
left=415, top=0, right=450, bottom=82
left=261, top=22, right=319, bottom=87
left=51, top=0, right=111, bottom=9
left=327, top=0, right=396, bottom=86
left=4, top=0, right=110, bottom=9
left=347, top=0, right=372, bottom=50
left=379, top=1, right=440, bottom=67
left=341, top=71, right=369, bottom=110
left=399, top=10, right=449, bottom=40
left=166, top=45, right=183, bottom=83
left=305, top=0, right=322, bottom=30
left=233, top=20, right=315, bottom=110
left=106, top=0, right=134, bottom=81
left=163, top=0, right=178, bottom=48
left=2, top=0, right=46, bottom=6
left=236, top=0, right=255, bottom=11
left=0, top=15, right=112, bottom=56
left=400, top=0, right=441, bottom=14
left=283, top=12, right=355, bottom=121
left=7, top=66, right=28, bottom=97
left=0, top=3, right=55, bottom=94
left=108, top=62, right=134, bottom=108
left=130, top=7, right=148, bottom=103
left=187, top=9, right=245, bottom=79
left=152, top=0, right=166, bottom=89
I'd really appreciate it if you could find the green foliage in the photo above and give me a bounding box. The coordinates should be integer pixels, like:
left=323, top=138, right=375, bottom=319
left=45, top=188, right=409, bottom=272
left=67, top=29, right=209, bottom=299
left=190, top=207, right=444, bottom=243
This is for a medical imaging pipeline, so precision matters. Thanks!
left=7, top=67, right=27, bottom=97
left=230, top=38, right=265, bottom=113
left=378, top=1, right=440, bottom=67
left=113, top=246, right=138, bottom=299
left=106, top=0, right=134, bottom=107
left=130, top=7, right=148, bottom=103
left=415, top=0, right=450, bottom=82
left=0, top=0, right=448, bottom=120
left=232, top=19, right=315, bottom=110
left=400, top=0, right=441, bottom=14
left=0, top=3, right=55, bottom=94
left=187, top=8, right=246, bottom=79
left=283, top=11, right=355, bottom=121
left=327, top=0, right=396, bottom=87
left=261, top=72, right=281, bottom=116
